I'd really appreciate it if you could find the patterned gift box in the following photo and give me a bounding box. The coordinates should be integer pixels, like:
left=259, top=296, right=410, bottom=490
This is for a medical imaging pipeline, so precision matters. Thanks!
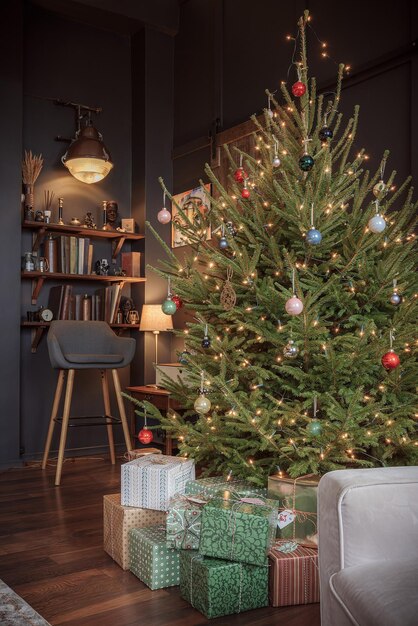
left=199, top=492, right=277, bottom=566
left=185, top=476, right=267, bottom=499
left=267, top=473, right=319, bottom=547
left=103, top=493, right=166, bottom=570
left=128, top=526, right=180, bottom=590
left=180, top=550, right=268, bottom=619
left=121, top=454, right=195, bottom=511
left=167, top=494, right=207, bottom=550
left=268, top=542, right=319, bottom=607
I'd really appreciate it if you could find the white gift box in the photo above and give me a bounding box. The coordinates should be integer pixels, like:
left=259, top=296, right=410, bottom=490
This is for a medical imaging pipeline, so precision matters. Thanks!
left=121, top=454, right=195, bottom=511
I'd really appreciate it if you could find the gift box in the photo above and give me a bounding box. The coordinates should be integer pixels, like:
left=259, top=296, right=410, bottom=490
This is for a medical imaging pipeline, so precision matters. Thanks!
left=185, top=476, right=267, bottom=499
left=103, top=493, right=166, bottom=570
left=128, top=526, right=180, bottom=590
left=199, top=492, right=277, bottom=566
left=268, top=473, right=319, bottom=547
left=166, top=493, right=207, bottom=550
left=268, top=542, right=319, bottom=607
left=121, top=454, right=195, bottom=511
left=180, top=550, right=268, bottom=619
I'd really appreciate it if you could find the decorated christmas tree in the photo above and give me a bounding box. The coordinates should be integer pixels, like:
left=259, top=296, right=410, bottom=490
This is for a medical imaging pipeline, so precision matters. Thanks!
left=135, top=11, right=417, bottom=484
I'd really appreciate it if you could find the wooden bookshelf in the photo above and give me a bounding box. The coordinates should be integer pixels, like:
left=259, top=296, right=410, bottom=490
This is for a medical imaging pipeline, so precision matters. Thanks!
left=21, top=271, right=146, bottom=304
left=22, top=220, right=145, bottom=260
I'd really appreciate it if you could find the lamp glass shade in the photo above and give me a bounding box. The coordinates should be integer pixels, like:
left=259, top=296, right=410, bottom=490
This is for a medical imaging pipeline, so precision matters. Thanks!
left=140, top=305, right=174, bottom=332
left=62, top=125, right=113, bottom=184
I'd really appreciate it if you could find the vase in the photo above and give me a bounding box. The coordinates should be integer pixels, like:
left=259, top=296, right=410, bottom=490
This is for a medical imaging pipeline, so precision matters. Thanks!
left=24, top=184, right=34, bottom=221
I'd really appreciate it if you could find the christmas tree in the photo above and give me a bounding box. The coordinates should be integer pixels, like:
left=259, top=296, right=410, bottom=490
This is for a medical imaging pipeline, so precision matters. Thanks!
left=136, top=11, right=417, bottom=484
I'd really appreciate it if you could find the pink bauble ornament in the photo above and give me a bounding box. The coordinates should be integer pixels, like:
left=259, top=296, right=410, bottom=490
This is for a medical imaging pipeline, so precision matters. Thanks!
left=285, top=295, right=304, bottom=316
left=157, top=208, right=171, bottom=224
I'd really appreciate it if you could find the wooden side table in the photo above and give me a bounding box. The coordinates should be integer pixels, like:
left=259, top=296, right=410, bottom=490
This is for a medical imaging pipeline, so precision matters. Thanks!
left=125, top=385, right=182, bottom=455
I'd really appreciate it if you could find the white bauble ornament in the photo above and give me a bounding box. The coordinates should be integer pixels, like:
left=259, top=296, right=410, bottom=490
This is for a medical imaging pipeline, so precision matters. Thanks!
left=157, top=208, right=171, bottom=224
left=368, top=214, right=386, bottom=233
left=285, top=296, right=304, bottom=316
left=272, top=156, right=281, bottom=168
left=194, top=394, right=211, bottom=415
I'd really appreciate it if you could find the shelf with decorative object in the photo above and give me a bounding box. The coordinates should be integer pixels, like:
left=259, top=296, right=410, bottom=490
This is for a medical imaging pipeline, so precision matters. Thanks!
left=22, top=220, right=144, bottom=260
left=21, top=271, right=146, bottom=304
left=21, top=321, right=141, bottom=353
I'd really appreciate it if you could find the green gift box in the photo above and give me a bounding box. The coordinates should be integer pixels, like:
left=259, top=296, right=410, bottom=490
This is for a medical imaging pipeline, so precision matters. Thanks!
left=167, top=494, right=207, bottom=550
left=199, top=493, right=277, bottom=566
left=128, top=526, right=180, bottom=590
left=180, top=550, right=268, bottom=619
left=267, top=474, right=319, bottom=547
left=185, top=477, right=267, bottom=499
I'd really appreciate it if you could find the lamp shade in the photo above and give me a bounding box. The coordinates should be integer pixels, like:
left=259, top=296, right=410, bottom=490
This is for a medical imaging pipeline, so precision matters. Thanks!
left=140, top=305, right=174, bottom=332
left=62, top=125, right=113, bottom=184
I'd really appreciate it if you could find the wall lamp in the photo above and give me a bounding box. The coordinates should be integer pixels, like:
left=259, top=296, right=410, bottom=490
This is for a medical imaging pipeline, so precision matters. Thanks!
left=55, top=99, right=113, bottom=184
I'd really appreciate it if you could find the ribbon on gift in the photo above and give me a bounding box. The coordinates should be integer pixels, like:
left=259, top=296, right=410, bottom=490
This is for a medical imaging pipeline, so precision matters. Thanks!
left=167, top=494, right=208, bottom=549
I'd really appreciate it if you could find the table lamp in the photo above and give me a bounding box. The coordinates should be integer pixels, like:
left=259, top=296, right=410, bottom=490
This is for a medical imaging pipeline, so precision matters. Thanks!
left=140, top=304, right=173, bottom=371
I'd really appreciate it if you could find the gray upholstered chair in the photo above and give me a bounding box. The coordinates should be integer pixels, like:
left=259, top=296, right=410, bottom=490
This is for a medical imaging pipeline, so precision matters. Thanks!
left=319, top=467, right=418, bottom=626
left=42, top=321, right=135, bottom=485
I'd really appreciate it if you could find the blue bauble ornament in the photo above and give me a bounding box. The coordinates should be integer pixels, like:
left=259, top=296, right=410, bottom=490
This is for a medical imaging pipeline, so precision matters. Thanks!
left=368, top=214, right=386, bottom=233
left=219, top=236, right=229, bottom=249
left=178, top=350, right=190, bottom=365
left=299, top=154, right=314, bottom=172
left=319, top=127, right=333, bottom=141
left=161, top=298, right=177, bottom=315
left=390, top=292, right=402, bottom=306
left=306, top=227, right=322, bottom=245
left=201, top=336, right=211, bottom=349
left=307, top=420, right=322, bottom=436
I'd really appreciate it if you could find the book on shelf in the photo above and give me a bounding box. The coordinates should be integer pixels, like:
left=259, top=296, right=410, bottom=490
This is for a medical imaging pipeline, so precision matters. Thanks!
left=48, top=285, right=73, bottom=320
left=121, top=252, right=141, bottom=277
left=56, top=236, right=94, bottom=275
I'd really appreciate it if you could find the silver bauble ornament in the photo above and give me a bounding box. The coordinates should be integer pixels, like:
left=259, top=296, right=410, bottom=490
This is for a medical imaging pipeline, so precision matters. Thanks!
left=272, top=156, right=281, bottom=168
left=194, top=394, right=211, bottom=414
left=390, top=292, right=402, bottom=306
left=373, top=180, right=388, bottom=197
left=283, top=339, right=299, bottom=359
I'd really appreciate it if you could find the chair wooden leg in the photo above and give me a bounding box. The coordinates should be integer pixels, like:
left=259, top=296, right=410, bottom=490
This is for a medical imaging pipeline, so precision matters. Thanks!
left=55, top=369, right=75, bottom=486
left=101, top=370, right=116, bottom=465
left=42, top=370, right=65, bottom=470
left=112, top=368, right=132, bottom=452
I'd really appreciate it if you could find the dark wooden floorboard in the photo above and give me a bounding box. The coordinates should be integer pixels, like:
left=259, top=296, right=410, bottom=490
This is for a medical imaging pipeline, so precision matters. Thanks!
left=0, top=459, right=321, bottom=626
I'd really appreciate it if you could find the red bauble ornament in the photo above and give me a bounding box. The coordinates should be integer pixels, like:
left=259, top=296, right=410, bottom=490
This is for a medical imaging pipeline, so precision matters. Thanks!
left=138, top=428, right=153, bottom=444
left=241, top=187, right=250, bottom=199
left=171, top=295, right=183, bottom=310
left=381, top=350, right=400, bottom=370
left=234, top=167, right=248, bottom=183
left=292, top=81, right=306, bottom=97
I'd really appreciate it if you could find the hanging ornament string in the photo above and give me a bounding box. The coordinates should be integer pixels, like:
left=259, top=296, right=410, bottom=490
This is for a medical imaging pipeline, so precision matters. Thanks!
left=167, top=278, right=171, bottom=297
left=380, top=160, right=386, bottom=181
left=292, top=268, right=296, bottom=296
left=393, top=279, right=397, bottom=291
left=313, top=395, right=317, bottom=418
left=389, top=329, right=394, bottom=350
left=200, top=371, right=205, bottom=394
left=310, top=202, right=314, bottom=228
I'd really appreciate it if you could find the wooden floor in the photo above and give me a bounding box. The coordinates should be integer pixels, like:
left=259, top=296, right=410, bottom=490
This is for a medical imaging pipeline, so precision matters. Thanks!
left=0, top=458, right=321, bottom=626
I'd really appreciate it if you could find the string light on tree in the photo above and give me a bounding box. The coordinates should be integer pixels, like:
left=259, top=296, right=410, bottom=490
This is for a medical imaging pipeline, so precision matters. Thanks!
left=390, top=278, right=402, bottom=305
left=306, top=202, right=322, bottom=245
left=368, top=199, right=386, bottom=234
left=161, top=278, right=177, bottom=315
left=138, top=407, right=153, bottom=444
left=285, top=268, right=304, bottom=315
left=381, top=329, right=401, bottom=370
left=307, top=396, right=322, bottom=436
left=157, top=190, right=171, bottom=224
left=194, top=371, right=211, bottom=414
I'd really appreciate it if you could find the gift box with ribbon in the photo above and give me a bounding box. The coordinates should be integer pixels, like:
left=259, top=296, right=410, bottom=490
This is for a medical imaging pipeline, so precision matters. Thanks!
left=180, top=550, right=269, bottom=619
left=121, top=454, right=195, bottom=511
left=268, top=473, right=319, bottom=547
left=185, top=476, right=267, bottom=499
left=103, top=493, right=166, bottom=570
left=128, top=525, right=180, bottom=590
left=268, top=542, right=320, bottom=607
left=198, top=491, right=277, bottom=566
left=166, top=493, right=207, bottom=550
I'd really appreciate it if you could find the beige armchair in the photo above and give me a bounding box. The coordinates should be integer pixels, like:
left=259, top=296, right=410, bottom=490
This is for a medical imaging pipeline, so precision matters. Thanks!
left=318, top=467, right=418, bottom=626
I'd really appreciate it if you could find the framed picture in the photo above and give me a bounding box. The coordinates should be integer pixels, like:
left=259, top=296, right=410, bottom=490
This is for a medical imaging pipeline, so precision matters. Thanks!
left=121, top=218, right=136, bottom=233
left=171, top=184, right=211, bottom=248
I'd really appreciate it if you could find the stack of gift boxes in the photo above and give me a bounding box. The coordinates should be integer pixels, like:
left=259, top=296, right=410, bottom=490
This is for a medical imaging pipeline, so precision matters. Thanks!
left=103, top=454, right=320, bottom=619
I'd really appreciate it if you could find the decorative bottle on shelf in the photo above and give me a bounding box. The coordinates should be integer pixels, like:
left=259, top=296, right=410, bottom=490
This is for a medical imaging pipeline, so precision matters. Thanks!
left=57, top=197, right=64, bottom=225
left=82, top=294, right=91, bottom=320
left=44, top=235, right=57, bottom=273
